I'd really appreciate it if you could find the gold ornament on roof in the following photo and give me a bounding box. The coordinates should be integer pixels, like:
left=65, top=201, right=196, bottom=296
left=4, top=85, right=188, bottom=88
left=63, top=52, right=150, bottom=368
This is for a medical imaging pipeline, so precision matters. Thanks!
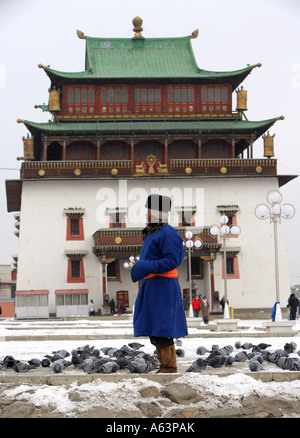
left=77, top=29, right=86, bottom=39
left=132, top=16, right=143, bottom=37
left=191, top=29, right=199, bottom=39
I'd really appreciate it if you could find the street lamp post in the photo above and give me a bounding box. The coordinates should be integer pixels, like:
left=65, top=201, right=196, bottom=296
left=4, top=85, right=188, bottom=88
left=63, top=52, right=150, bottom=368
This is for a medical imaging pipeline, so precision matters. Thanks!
left=210, top=215, right=241, bottom=319
left=255, top=190, right=295, bottom=321
left=185, top=231, right=203, bottom=317
left=124, top=255, right=139, bottom=315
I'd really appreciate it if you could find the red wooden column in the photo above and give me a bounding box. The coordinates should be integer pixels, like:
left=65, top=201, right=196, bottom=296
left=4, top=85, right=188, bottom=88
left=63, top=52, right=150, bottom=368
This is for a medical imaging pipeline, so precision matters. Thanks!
left=101, top=256, right=107, bottom=297
left=164, top=138, right=168, bottom=164
left=42, top=138, right=48, bottom=161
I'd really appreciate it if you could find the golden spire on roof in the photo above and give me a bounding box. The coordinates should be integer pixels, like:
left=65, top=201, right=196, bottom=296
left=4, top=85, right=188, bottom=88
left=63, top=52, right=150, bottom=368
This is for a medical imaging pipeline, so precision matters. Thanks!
left=77, top=29, right=86, bottom=39
left=132, top=16, right=143, bottom=37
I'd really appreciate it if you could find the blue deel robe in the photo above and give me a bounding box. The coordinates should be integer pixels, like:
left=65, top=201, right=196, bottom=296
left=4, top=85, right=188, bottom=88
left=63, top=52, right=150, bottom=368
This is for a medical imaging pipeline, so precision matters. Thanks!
left=131, top=224, right=188, bottom=339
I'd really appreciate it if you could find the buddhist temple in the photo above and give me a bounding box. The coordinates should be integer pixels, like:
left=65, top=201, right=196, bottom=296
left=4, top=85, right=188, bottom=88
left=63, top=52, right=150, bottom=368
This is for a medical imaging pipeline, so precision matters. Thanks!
left=6, top=17, right=295, bottom=318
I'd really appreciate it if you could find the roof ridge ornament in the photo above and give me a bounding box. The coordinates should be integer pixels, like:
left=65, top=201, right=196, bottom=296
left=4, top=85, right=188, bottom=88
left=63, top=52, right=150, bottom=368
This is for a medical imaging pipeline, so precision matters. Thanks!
left=191, top=29, right=199, bottom=39
left=132, top=16, right=143, bottom=37
left=253, top=63, right=262, bottom=68
left=77, top=29, right=86, bottom=39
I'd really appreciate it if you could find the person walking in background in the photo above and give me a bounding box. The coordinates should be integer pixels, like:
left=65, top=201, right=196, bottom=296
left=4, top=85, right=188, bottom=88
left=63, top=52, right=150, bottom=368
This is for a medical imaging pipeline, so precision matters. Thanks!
left=220, top=295, right=228, bottom=314
left=201, top=296, right=209, bottom=324
left=131, top=194, right=188, bottom=373
left=109, top=298, right=115, bottom=315
left=89, top=299, right=95, bottom=316
left=287, top=293, right=299, bottom=320
left=192, top=295, right=201, bottom=317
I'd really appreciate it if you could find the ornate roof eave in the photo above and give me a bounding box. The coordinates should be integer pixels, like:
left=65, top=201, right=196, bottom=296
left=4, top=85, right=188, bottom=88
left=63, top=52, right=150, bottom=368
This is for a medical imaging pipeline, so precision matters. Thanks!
left=37, top=63, right=257, bottom=89
left=17, top=117, right=283, bottom=141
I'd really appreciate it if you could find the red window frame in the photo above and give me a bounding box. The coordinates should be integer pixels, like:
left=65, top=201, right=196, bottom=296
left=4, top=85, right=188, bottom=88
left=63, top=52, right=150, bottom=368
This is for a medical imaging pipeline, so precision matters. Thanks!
left=201, top=140, right=230, bottom=158
left=166, top=85, right=196, bottom=114
left=100, top=86, right=129, bottom=114
left=107, top=259, right=121, bottom=282
left=133, top=86, right=162, bottom=114
left=66, top=218, right=84, bottom=241
left=222, top=256, right=240, bottom=279
left=67, top=259, right=85, bottom=283
left=168, top=140, right=197, bottom=159
left=200, top=85, right=231, bottom=113
left=65, top=85, right=96, bottom=115
left=100, top=141, right=130, bottom=160
left=66, top=141, right=96, bottom=160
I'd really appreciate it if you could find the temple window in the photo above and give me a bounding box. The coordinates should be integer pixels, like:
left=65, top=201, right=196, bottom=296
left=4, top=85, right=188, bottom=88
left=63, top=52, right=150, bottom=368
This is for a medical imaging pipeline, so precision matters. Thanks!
left=133, top=86, right=162, bottom=113
left=200, top=85, right=229, bottom=112
left=216, top=205, right=239, bottom=237
left=64, top=208, right=85, bottom=240
left=16, top=291, right=49, bottom=307
left=100, top=141, right=130, bottom=160
left=66, top=141, right=96, bottom=160
left=100, top=86, right=129, bottom=113
left=56, top=290, right=88, bottom=306
left=175, top=206, right=196, bottom=227
left=107, top=259, right=121, bottom=281
left=222, top=255, right=240, bottom=279
left=65, top=250, right=86, bottom=283
left=166, top=85, right=195, bottom=113
left=107, top=207, right=127, bottom=228
left=168, top=140, right=197, bottom=159
left=66, top=86, right=95, bottom=114
left=201, top=140, right=230, bottom=158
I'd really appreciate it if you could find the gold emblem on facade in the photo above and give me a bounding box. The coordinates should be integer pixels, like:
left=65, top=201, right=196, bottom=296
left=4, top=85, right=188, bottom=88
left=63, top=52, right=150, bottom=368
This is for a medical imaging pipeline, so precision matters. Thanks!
left=146, top=154, right=156, bottom=174
left=111, top=168, right=118, bottom=175
left=256, top=166, right=262, bottom=173
left=185, top=167, right=192, bottom=174
left=115, top=237, right=122, bottom=244
left=220, top=167, right=227, bottom=174
left=74, top=169, right=81, bottom=176
left=134, top=162, right=146, bottom=176
left=38, top=169, right=45, bottom=177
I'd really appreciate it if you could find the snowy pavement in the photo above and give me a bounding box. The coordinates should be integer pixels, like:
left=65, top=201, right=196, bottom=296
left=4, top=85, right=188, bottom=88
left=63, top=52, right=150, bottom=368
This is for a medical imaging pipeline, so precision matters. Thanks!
left=1, top=317, right=300, bottom=418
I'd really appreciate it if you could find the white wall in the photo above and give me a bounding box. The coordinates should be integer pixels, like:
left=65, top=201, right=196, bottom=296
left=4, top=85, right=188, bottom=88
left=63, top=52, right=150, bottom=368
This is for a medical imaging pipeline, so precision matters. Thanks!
left=16, top=176, right=291, bottom=315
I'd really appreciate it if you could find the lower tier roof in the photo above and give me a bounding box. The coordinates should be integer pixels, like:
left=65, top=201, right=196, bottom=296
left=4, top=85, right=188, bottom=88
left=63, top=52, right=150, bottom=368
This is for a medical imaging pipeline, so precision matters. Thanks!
left=19, top=117, right=281, bottom=140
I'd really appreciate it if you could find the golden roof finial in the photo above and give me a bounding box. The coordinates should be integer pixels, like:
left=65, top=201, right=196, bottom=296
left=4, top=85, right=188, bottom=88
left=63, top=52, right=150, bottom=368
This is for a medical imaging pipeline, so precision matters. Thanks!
left=77, top=29, right=86, bottom=39
left=132, top=16, right=143, bottom=37
left=191, top=29, right=199, bottom=39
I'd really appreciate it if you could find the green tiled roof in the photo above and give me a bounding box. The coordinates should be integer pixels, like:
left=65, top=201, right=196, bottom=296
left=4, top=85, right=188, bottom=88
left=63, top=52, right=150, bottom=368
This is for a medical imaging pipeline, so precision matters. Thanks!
left=22, top=117, right=279, bottom=139
left=41, top=35, right=256, bottom=88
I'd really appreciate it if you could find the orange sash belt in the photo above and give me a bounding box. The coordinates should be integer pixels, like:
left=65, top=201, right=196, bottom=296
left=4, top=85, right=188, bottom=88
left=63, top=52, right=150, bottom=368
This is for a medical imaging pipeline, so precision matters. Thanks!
left=144, top=268, right=178, bottom=279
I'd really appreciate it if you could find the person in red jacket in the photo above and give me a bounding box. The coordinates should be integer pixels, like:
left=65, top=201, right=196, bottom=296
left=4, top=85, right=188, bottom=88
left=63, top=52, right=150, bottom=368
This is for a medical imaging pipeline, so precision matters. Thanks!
left=192, top=295, right=201, bottom=317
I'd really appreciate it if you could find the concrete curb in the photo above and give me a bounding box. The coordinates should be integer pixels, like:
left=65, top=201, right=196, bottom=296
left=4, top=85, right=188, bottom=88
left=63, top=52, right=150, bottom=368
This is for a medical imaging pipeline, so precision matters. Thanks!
left=1, top=370, right=300, bottom=385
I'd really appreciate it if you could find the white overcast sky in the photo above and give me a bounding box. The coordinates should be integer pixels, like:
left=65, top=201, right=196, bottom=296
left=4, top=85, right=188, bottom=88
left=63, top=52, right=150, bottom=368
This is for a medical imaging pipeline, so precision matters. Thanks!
left=0, top=0, right=299, bottom=285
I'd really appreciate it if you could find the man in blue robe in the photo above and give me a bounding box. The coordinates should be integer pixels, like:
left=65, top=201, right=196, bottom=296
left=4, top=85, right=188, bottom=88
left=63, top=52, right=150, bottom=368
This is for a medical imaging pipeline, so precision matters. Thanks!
left=131, top=194, right=188, bottom=373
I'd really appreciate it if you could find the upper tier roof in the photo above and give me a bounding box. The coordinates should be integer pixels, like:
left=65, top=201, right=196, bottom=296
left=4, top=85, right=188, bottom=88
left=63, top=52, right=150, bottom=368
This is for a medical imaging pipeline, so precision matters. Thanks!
left=39, top=24, right=261, bottom=88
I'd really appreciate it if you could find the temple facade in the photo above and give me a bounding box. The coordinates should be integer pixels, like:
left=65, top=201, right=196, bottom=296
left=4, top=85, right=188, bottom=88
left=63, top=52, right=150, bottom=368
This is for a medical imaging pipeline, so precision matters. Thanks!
left=6, top=17, right=295, bottom=318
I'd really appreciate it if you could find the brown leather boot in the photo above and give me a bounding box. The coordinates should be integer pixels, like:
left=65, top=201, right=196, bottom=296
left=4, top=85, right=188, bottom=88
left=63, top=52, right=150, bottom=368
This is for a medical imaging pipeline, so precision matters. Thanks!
left=156, top=348, right=163, bottom=373
left=157, top=344, right=177, bottom=373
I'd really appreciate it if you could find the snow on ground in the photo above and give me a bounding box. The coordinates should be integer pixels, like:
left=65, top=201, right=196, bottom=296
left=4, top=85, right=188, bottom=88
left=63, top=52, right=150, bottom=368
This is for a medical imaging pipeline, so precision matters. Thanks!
left=1, top=317, right=300, bottom=417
